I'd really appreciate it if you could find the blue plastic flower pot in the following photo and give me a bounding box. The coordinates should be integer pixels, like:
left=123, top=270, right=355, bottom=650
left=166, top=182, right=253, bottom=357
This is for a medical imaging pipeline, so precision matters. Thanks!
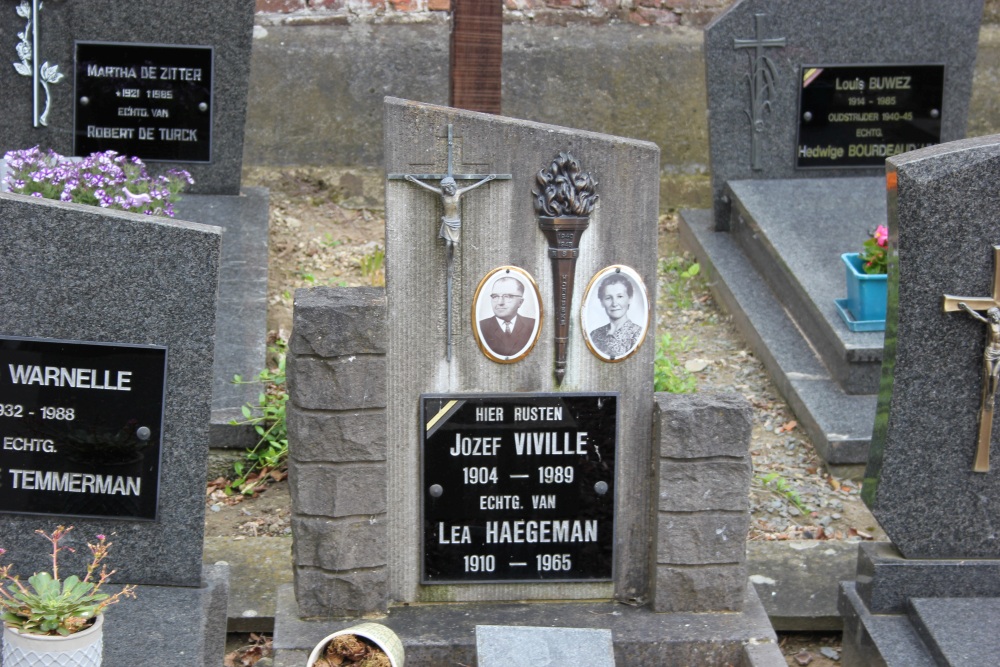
left=841, top=253, right=887, bottom=323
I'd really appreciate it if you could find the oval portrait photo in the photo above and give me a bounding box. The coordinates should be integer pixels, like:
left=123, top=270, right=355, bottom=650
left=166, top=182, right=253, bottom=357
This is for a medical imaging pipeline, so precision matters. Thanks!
left=472, top=266, right=543, bottom=363
left=581, top=265, right=650, bottom=362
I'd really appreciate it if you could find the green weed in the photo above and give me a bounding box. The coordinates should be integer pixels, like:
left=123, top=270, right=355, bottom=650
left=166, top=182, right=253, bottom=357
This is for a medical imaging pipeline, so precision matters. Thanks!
left=660, top=255, right=702, bottom=310
left=227, top=338, right=288, bottom=495
left=359, top=245, right=385, bottom=286
left=758, top=472, right=808, bottom=513
left=653, top=332, right=697, bottom=394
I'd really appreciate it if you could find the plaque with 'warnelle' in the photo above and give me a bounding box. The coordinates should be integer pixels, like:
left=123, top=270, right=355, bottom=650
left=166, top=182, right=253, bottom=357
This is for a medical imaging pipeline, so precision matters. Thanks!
left=422, top=393, right=617, bottom=583
left=0, top=337, right=166, bottom=520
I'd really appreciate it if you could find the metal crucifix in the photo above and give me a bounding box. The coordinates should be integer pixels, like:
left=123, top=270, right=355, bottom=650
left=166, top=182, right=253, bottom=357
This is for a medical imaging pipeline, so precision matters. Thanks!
left=388, top=124, right=510, bottom=361
left=944, top=245, right=1000, bottom=472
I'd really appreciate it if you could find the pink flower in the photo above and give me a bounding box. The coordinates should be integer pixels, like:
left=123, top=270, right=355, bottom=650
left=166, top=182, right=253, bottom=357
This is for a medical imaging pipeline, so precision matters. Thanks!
left=874, top=225, right=888, bottom=248
left=96, top=534, right=105, bottom=541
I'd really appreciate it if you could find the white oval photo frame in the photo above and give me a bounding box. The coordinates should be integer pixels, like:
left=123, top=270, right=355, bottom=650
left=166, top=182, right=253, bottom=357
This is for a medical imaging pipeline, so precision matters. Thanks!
left=581, top=265, right=650, bottom=362
left=472, top=266, right=543, bottom=364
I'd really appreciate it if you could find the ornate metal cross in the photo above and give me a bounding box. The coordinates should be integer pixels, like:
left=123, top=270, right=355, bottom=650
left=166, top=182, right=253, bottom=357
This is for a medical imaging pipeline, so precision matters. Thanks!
left=388, top=124, right=511, bottom=362
left=944, top=245, right=1000, bottom=472
left=11, top=0, right=63, bottom=127
left=734, top=13, right=785, bottom=170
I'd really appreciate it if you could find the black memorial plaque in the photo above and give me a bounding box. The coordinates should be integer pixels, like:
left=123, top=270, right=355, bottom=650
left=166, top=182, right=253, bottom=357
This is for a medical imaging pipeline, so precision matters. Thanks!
left=74, top=42, right=213, bottom=162
left=0, top=337, right=166, bottom=520
left=422, top=393, right=617, bottom=583
left=797, top=64, right=944, bottom=168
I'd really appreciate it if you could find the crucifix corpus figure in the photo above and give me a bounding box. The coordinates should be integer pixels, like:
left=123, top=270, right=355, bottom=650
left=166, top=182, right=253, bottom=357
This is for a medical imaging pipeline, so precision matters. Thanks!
left=943, top=245, right=1000, bottom=472
left=404, top=174, right=496, bottom=248
left=957, top=302, right=1000, bottom=473
left=388, top=124, right=511, bottom=362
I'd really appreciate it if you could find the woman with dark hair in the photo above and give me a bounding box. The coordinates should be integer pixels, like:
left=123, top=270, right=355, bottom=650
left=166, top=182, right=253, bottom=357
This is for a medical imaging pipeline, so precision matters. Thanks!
left=589, top=273, right=641, bottom=357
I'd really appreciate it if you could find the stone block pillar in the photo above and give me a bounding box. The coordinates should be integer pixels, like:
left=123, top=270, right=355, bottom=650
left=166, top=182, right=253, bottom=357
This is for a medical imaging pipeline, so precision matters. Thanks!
left=286, top=287, right=389, bottom=618
left=651, top=393, right=752, bottom=612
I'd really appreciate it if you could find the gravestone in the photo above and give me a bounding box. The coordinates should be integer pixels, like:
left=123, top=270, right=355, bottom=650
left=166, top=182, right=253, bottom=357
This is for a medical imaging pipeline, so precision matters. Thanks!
left=838, top=134, right=1000, bottom=666
left=0, top=192, right=228, bottom=665
left=272, top=99, right=784, bottom=666
left=0, top=0, right=267, bottom=447
left=678, top=0, right=984, bottom=467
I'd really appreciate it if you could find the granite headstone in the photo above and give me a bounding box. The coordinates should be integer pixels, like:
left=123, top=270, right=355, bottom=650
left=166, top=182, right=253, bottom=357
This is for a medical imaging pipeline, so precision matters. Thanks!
left=839, top=134, right=1000, bottom=666
left=0, top=0, right=254, bottom=195
left=0, top=192, right=228, bottom=665
left=0, top=0, right=268, bottom=445
left=679, top=0, right=984, bottom=467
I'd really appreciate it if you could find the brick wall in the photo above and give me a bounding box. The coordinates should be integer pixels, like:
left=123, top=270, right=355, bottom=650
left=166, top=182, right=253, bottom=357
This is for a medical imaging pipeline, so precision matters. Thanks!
left=651, top=392, right=752, bottom=612
left=255, top=0, right=735, bottom=27
left=286, top=287, right=389, bottom=618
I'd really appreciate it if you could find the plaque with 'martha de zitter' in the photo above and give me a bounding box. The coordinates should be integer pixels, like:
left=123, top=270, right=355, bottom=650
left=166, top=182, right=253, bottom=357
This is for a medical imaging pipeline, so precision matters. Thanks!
left=422, top=393, right=617, bottom=584
left=74, top=42, right=213, bottom=162
left=0, top=336, right=166, bottom=520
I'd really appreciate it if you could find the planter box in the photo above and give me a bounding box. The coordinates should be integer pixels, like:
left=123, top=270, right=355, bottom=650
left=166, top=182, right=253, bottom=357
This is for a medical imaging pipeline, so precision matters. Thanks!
left=836, top=252, right=887, bottom=331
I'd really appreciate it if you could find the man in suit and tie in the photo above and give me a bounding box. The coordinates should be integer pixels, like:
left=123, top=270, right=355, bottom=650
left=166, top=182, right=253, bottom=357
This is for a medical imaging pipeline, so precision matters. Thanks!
left=479, top=275, right=535, bottom=357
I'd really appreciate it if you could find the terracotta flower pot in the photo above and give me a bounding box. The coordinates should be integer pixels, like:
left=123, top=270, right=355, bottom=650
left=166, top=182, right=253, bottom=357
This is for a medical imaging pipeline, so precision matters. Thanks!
left=2, top=613, right=103, bottom=667
left=306, top=622, right=404, bottom=667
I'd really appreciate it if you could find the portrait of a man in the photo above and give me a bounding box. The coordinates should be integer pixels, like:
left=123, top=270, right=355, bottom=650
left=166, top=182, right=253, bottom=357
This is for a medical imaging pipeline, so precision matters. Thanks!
left=473, top=267, right=542, bottom=362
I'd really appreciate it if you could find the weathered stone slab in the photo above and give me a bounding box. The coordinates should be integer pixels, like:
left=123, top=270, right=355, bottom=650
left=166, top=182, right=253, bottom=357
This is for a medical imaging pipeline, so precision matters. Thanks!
left=288, top=462, right=387, bottom=518
left=384, top=98, right=659, bottom=604
left=476, top=625, right=614, bottom=667
left=655, top=393, right=753, bottom=459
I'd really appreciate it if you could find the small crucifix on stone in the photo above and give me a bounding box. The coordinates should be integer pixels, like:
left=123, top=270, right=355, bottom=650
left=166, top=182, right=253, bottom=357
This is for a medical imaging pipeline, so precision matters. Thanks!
left=943, top=245, right=1000, bottom=472
left=388, top=124, right=511, bottom=361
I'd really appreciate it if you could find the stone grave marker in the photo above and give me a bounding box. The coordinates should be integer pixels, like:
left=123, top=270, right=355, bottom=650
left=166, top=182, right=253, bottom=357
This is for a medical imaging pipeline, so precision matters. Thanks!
left=679, top=0, right=984, bottom=467
left=0, top=192, right=227, bottom=665
left=272, top=99, right=784, bottom=666
left=839, top=133, right=1000, bottom=666
left=0, top=0, right=268, bottom=446
left=476, top=625, right=615, bottom=666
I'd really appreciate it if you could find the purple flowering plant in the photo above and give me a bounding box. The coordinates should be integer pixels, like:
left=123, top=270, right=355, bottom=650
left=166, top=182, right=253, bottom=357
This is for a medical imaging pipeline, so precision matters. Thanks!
left=0, top=526, right=136, bottom=636
left=3, top=146, right=192, bottom=217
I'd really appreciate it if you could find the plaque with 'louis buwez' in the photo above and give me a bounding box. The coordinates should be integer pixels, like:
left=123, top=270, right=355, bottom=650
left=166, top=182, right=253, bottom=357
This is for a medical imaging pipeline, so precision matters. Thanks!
left=422, top=393, right=617, bottom=583
left=0, top=337, right=166, bottom=520
left=74, top=42, right=213, bottom=163
left=797, top=64, right=944, bottom=168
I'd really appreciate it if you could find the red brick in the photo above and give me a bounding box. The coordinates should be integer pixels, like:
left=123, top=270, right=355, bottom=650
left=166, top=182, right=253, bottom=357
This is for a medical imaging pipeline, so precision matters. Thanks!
left=428, top=0, right=451, bottom=10
left=255, top=0, right=304, bottom=11
left=389, top=0, right=418, bottom=9
left=627, top=7, right=679, bottom=25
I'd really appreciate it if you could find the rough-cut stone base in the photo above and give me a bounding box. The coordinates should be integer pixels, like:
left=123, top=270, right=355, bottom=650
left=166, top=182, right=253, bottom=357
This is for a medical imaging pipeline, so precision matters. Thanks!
left=0, top=564, right=231, bottom=667
left=272, top=583, right=784, bottom=667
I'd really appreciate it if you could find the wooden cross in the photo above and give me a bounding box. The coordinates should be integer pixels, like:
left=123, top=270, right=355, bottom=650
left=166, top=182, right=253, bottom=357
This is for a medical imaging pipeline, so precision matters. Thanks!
left=450, top=0, right=502, bottom=114
left=388, top=124, right=511, bottom=362
left=944, top=245, right=1000, bottom=472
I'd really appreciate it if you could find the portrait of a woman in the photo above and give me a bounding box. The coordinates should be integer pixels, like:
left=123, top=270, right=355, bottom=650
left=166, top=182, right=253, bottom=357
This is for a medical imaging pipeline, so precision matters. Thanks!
left=582, top=266, right=649, bottom=361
